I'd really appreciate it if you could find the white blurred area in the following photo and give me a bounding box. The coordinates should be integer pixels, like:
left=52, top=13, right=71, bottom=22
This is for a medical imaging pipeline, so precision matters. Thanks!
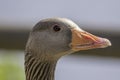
left=0, top=0, right=120, bottom=32
left=56, top=56, right=120, bottom=80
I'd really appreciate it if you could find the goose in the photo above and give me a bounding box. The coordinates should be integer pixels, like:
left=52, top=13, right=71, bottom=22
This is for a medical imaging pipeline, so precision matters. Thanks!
left=25, top=18, right=111, bottom=80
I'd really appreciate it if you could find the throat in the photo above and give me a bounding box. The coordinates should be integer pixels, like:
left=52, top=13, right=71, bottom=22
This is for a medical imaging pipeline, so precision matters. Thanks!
left=25, top=54, right=57, bottom=80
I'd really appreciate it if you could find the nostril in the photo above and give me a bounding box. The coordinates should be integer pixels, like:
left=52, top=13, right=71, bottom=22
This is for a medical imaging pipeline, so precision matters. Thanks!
left=81, top=32, right=93, bottom=40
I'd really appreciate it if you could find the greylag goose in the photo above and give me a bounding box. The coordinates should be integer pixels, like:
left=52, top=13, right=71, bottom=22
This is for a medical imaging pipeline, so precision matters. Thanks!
left=25, top=18, right=111, bottom=80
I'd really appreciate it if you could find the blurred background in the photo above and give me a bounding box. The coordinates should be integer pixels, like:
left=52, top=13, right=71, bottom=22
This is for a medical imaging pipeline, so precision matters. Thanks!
left=0, top=0, right=120, bottom=80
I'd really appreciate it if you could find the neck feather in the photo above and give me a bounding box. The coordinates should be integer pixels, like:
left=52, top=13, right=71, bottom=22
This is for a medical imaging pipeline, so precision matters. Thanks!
left=25, top=53, right=57, bottom=80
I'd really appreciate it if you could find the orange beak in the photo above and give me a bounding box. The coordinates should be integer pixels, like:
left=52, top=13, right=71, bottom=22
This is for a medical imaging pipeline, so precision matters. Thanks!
left=70, top=28, right=111, bottom=51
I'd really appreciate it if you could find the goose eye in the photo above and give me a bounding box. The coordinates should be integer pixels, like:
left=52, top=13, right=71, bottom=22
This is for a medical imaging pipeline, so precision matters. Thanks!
left=53, top=25, right=61, bottom=32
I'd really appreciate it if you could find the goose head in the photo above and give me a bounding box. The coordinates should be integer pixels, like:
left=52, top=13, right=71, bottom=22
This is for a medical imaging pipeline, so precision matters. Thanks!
left=25, top=18, right=111, bottom=80
left=25, top=18, right=111, bottom=60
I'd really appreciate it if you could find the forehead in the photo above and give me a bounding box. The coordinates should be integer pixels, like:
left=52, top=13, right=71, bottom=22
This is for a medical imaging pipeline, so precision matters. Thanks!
left=32, top=18, right=82, bottom=32
left=41, top=18, right=79, bottom=28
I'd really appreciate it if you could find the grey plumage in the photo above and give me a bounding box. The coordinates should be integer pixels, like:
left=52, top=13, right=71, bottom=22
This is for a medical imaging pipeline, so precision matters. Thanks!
left=25, top=18, right=74, bottom=80
left=25, top=52, right=57, bottom=80
left=25, top=17, right=111, bottom=80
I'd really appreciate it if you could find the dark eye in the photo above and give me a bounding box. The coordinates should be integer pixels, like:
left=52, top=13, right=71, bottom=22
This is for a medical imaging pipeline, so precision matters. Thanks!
left=53, top=24, right=61, bottom=32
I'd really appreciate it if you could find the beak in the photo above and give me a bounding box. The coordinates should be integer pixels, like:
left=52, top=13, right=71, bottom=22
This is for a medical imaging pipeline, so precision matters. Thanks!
left=70, top=28, right=111, bottom=51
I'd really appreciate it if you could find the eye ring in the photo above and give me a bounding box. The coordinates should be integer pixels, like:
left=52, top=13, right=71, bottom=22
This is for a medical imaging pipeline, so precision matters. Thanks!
left=52, top=24, right=61, bottom=32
